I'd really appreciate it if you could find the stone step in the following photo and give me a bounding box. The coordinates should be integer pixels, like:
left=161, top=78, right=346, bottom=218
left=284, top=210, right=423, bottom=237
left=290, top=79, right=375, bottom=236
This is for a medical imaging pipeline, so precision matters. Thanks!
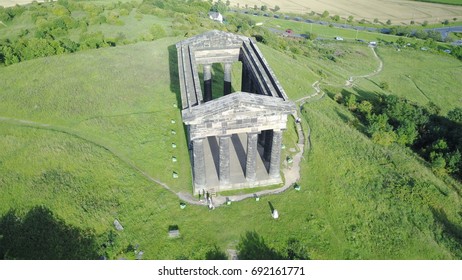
left=209, top=188, right=217, bottom=197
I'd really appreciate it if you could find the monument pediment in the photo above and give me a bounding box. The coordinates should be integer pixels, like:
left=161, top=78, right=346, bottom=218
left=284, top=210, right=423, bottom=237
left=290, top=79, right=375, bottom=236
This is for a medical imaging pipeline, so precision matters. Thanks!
left=176, top=31, right=297, bottom=193
left=176, top=30, right=248, bottom=50
left=182, top=92, right=295, bottom=124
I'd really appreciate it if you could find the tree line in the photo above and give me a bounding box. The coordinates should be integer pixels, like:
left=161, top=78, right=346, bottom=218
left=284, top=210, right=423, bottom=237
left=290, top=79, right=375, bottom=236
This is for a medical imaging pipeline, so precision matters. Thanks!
left=0, top=0, right=219, bottom=66
left=336, top=92, right=462, bottom=180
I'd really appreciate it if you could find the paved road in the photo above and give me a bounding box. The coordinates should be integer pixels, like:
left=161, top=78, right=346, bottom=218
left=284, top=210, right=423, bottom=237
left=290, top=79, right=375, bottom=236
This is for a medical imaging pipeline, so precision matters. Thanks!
left=235, top=10, right=462, bottom=39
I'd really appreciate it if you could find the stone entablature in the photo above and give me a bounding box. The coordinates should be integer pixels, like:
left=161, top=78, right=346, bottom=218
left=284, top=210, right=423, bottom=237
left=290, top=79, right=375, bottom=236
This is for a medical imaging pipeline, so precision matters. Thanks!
left=183, top=92, right=294, bottom=140
left=176, top=30, right=296, bottom=194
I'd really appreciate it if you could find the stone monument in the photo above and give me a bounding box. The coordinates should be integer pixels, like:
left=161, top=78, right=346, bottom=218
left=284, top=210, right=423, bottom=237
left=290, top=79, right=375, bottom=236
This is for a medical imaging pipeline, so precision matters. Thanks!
left=176, top=30, right=296, bottom=194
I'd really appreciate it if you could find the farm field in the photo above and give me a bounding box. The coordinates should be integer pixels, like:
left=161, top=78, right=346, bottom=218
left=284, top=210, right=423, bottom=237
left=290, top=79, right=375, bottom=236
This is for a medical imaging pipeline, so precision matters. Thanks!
left=228, top=0, right=462, bottom=24
left=416, top=0, right=462, bottom=5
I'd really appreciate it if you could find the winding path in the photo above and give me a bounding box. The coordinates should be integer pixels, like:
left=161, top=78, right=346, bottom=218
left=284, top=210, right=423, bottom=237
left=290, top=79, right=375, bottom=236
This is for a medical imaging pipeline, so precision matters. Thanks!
left=345, top=46, right=383, bottom=87
left=0, top=46, right=385, bottom=208
left=0, top=111, right=307, bottom=207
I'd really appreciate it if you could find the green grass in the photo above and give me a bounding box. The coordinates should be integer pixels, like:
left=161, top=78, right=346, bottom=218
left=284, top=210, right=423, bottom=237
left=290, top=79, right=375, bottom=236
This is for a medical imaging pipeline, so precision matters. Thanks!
left=362, top=46, right=462, bottom=113
left=1, top=25, right=462, bottom=259
left=0, top=38, right=192, bottom=193
left=251, top=15, right=407, bottom=42
left=298, top=98, right=461, bottom=259
left=85, top=10, right=173, bottom=41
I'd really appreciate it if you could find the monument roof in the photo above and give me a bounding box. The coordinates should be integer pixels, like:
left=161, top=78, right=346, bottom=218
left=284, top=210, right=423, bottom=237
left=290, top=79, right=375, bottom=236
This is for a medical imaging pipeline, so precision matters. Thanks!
left=176, top=30, right=249, bottom=49
left=182, top=92, right=296, bottom=124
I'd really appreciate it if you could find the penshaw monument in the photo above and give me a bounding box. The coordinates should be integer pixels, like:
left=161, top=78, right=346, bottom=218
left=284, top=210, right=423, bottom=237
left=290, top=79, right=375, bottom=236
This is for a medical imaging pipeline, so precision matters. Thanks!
left=176, top=30, right=296, bottom=195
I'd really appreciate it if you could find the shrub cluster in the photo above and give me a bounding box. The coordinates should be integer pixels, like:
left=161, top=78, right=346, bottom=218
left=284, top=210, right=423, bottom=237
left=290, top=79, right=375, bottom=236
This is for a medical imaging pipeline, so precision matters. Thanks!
left=336, top=93, right=462, bottom=179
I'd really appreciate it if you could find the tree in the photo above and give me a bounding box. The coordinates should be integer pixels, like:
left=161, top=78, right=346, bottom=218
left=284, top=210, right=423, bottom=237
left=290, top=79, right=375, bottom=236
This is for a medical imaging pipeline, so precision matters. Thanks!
left=285, top=238, right=310, bottom=260
left=274, top=5, right=280, bottom=12
left=446, top=151, right=461, bottom=174
left=261, top=5, right=267, bottom=11
left=386, top=19, right=392, bottom=25
left=357, top=100, right=373, bottom=116
left=321, top=10, right=329, bottom=18
left=396, top=121, right=418, bottom=146
left=345, top=94, right=357, bottom=111
left=211, top=0, right=227, bottom=14
left=332, top=15, right=340, bottom=21
left=205, top=245, right=228, bottom=260
left=430, top=151, right=447, bottom=175
left=347, top=15, right=354, bottom=23
left=149, top=24, right=166, bottom=40
left=374, top=18, right=379, bottom=23
left=448, top=108, right=462, bottom=123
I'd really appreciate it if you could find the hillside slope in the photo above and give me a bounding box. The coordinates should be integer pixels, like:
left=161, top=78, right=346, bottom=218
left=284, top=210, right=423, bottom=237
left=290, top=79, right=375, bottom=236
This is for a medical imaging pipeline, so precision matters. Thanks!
left=1, top=38, right=461, bottom=259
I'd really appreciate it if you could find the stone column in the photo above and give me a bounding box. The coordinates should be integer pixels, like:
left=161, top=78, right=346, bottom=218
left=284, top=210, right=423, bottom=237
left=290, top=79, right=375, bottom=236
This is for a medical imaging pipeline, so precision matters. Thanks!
left=263, top=130, right=273, bottom=162
left=241, top=63, right=251, bottom=92
left=224, top=62, right=232, bottom=96
left=219, top=135, right=231, bottom=184
left=203, top=64, right=212, bottom=102
left=192, top=138, right=206, bottom=188
left=258, top=130, right=265, bottom=146
left=245, top=132, right=258, bottom=181
left=269, top=130, right=283, bottom=178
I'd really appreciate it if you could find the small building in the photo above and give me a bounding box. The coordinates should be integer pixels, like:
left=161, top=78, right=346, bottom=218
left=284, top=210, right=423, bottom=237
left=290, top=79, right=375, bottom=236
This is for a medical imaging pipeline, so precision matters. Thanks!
left=335, top=36, right=344, bottom=41
left=208, top=12, right=223, bottom=24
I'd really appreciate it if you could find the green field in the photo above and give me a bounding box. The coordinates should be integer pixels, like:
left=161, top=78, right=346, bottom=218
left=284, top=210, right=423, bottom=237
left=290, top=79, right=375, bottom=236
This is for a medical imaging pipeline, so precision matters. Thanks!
left=1, top=1, right=462, bottom=260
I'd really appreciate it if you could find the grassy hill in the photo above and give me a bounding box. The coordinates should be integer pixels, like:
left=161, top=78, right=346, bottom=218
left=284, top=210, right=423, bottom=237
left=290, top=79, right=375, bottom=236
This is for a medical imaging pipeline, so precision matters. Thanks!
left=1, top=33, right=462, bottom=259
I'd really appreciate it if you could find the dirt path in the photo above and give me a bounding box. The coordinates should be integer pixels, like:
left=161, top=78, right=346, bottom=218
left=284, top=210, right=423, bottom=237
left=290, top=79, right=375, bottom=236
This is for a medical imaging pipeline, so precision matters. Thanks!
left=0, top=45, right=385, bottom=208
left=0, top=116, right=188, bottom=200
left=0, top=115, right=306, bottom=207
left=345, top=46, right=383, bottom=87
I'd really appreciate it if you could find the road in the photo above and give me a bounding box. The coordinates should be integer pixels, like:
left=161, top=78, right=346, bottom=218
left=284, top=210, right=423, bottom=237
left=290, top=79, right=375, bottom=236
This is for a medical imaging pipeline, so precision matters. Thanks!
left=236, top=10, right=462, bottom=40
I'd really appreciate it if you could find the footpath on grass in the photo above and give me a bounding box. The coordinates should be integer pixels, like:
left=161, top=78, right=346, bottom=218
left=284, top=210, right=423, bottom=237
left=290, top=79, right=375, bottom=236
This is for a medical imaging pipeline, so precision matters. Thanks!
left=0, top=46, right=383, bottom=207
left=0, top=111, right=308, bottom=208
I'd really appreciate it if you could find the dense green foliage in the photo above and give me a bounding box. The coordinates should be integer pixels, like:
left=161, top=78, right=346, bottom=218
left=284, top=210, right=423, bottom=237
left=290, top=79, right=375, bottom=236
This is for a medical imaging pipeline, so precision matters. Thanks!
left=0, top=0, right=221, bottom=66
left=334, top=93, right=462, bottom=179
